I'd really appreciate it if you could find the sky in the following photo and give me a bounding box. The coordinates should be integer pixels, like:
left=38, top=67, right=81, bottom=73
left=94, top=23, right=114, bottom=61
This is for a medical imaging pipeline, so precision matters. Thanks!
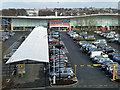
left=1, top=0, right=120, bottom=2
left=1, top=0, right=120, bottom=9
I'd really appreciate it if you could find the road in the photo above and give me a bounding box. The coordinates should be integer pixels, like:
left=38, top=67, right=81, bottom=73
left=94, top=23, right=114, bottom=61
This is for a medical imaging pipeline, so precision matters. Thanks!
left=61, top=33, right=119, bottom=88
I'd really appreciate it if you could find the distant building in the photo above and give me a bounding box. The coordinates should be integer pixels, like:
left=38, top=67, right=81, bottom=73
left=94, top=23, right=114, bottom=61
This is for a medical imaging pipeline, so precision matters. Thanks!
left=39, top=11, right=55, bottom=16
left=26, top=9, right=39, bottom=16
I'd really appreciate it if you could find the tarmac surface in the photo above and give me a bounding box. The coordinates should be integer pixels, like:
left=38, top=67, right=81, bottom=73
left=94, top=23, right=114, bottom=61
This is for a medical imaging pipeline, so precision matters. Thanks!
left=61, top=33, right=120, bottom=88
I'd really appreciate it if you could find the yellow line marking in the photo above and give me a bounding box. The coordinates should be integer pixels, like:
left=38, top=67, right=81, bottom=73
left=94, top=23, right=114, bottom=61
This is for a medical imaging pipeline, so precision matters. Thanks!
left=80, top=65, right=84, bottom=67
left=87, top=65, right=91, bottom=67
left=101, top=65, right=105, bottom=66
left=93, top=64, right=101, bottom=66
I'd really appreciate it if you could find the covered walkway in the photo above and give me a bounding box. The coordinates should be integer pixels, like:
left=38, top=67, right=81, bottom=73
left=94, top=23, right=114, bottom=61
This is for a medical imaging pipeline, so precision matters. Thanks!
left=6, top=26, right=49, bottom=64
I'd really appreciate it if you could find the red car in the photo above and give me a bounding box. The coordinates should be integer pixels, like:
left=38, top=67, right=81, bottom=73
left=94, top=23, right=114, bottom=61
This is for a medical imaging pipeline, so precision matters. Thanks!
left=50, top=55, right=68, bottom=61
left=49, top=39, right=59, bottom=44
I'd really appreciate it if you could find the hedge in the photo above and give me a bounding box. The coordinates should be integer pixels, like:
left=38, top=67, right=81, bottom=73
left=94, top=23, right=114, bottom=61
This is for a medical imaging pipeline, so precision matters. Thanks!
left=76, top=39, right=97, bottom=41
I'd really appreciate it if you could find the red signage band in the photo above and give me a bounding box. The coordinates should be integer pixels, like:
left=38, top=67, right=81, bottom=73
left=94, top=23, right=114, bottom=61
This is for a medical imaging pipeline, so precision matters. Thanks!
left=48, top=20, right=61, bottom=23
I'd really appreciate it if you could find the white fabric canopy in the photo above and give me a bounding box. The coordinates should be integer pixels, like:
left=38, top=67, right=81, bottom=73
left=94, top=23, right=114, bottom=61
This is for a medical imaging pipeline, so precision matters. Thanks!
left=6, top=26, right=49, bottom=64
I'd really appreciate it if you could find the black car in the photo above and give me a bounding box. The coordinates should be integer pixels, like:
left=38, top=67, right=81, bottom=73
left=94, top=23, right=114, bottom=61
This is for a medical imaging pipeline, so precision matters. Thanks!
left=108, top=51, right=120, bottom=59
left=102, top=46, right=115, bottom=54
left=55, top=43, right=64, bottom=49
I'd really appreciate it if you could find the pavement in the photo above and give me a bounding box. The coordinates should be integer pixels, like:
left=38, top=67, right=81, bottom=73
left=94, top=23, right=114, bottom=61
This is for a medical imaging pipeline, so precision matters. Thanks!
left=61, top=33, right=120, bottom=88
left=10, top=63, right=50, bottom=89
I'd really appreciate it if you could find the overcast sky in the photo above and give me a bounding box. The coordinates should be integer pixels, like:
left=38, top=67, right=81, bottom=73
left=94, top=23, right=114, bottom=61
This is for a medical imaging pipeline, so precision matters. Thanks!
left=2, top=0, right=120, bottom=2
left=1, top=0, right=120, bottom=9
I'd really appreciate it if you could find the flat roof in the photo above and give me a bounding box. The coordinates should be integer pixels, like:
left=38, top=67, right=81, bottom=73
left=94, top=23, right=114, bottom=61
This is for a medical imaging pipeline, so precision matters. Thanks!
left=1, top=14, right=118, bottom=19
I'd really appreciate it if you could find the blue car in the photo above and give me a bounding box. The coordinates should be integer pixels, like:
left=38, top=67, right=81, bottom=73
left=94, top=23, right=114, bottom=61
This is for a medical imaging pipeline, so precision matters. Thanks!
left=101, top=60, right=113, bottom=69
left=113, top=55, right=120, bottom=63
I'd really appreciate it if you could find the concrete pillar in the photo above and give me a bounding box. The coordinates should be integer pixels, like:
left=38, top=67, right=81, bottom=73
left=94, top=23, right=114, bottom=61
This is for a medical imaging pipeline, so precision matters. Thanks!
left=11, top=23, right=13, bottom=31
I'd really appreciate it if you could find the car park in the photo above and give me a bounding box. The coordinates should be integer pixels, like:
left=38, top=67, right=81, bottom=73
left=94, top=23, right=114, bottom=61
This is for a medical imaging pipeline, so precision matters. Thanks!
left=67, top=30, right=120, bottom=81
left=49, top=30, right=75, bottom=81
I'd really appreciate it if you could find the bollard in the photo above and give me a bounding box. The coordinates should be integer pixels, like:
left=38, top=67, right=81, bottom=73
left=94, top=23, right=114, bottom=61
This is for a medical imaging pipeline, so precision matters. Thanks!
left=113, top=64, right=117, bottom=81
left=75, top=65, right=77, bottom=81
left=53, top=75, right=56, bottom=84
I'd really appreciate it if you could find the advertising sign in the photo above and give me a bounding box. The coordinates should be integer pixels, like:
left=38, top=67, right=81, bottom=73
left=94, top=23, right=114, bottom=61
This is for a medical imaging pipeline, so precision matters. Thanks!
left=48, top=20, right=70, bottom=24
left=18, top=64, right=25, bottom=74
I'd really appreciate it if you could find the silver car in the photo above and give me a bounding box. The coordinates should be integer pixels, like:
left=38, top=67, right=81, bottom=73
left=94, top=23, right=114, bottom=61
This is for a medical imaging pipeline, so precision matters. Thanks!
left=50, top=68, right=74, bottom=79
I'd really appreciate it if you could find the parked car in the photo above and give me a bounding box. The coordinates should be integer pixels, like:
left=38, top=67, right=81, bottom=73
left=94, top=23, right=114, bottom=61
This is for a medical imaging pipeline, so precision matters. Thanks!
left=102, top=46, right=115, bottom=54
left=3, top=49, right=17, bottom=62
left=108, top=51, right=120, bottom=60
left=49, top=39, right=59, bottom=44
left=49, top=48, right=64, bottom=55
left=96, top=57, right=110, bottom=64
left=118, top=38, right=120, bottom=44
left=55, top=42, right=64, bottom=49
left=9, top=31, right=15, bottom=36
left=101, top=60, right=113, bottom=70
left=90, top=51, right=108, bottom=59
left=113, top=55, right=120, bottom=64
left=50, top=67, right=74, bottom=79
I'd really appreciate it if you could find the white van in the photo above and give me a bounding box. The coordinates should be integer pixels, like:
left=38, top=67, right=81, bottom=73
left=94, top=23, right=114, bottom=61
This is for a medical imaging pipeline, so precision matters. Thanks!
left=90, top=51, right=108, bottom=59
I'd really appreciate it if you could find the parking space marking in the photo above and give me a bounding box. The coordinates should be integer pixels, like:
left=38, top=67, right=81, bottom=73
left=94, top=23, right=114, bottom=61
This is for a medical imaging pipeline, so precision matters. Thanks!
left=63, top=43, right=69, bottom=54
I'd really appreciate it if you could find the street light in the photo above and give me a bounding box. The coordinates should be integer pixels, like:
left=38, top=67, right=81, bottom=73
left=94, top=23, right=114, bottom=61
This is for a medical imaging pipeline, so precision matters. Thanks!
left=58, top=27, right=61, bottom=79
left=53, top=46, right=56, bottom=84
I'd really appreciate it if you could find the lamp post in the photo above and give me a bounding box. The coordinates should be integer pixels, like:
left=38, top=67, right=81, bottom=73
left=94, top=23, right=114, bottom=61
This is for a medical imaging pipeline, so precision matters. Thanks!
left=53, top=46, right=56, bottom=84
left=59, top=27, right=61, bottom=79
